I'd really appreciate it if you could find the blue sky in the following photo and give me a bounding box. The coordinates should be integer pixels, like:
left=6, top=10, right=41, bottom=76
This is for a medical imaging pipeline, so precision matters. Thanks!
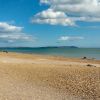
left=0, top=0, right=100, bottom=47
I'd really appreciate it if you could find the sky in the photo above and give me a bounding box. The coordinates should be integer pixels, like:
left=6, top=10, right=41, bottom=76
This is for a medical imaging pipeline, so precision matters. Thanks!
left=0, top=0, right=100, bottom=47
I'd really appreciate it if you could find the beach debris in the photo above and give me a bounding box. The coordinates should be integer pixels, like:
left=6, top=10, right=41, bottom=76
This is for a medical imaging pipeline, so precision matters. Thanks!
left=87, top=64, right=96, bottom=67
left=91, top=58, right=96, bottom=60
left=82, top=57, right=87, bottom=59
left=82, top=57, right=96, bottom=60
left=2, top=50, right=8, bottom=53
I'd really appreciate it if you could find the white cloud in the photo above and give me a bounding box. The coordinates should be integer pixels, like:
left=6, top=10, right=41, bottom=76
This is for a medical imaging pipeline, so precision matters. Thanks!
left=32, top=9, right=75, bottom=26
left=40, top=0, right=100, bottom=16
left=40, top=0, right=49, bottom=4
left=0, top=22, right=36, bottom=43
left=0, top=34, right=34, bottom=42
left=73, top=16, right=100, bottom=22
left=32, top=0, right=100, bottom=26
left=59, top=36, right=84, bottom=41
left=0, top=22, right=22, bottom=33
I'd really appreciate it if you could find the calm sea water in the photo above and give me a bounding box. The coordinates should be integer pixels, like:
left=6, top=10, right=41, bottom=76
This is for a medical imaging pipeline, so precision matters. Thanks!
left=0, top=47, right=100, bottom=60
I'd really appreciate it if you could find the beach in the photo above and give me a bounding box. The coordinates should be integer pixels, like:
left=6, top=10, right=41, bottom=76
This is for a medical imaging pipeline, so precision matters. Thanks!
left=0, top=52, right=100, bottom=100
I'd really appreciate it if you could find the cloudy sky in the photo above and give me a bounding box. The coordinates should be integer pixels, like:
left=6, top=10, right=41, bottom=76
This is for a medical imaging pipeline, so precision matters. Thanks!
left=0, top=0, right=100, bottom=47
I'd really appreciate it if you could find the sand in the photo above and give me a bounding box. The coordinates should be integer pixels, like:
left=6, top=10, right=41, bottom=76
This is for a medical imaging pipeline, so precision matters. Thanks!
left=0, top=52, right=100, bottom=100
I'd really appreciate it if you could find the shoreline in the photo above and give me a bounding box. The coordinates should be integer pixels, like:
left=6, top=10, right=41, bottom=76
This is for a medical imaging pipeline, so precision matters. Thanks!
left=0, top=47, right=100, bottom=60
left=0, top=51, right=100, bottom=64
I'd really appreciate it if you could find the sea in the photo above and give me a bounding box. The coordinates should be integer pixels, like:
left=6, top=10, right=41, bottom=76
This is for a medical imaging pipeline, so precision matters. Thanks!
left=0, top=47, right=100, bottom=60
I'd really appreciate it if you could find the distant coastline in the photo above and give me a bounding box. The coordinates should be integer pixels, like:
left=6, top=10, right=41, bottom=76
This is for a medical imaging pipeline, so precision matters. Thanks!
left=0, top=46, right=78, bottom=49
